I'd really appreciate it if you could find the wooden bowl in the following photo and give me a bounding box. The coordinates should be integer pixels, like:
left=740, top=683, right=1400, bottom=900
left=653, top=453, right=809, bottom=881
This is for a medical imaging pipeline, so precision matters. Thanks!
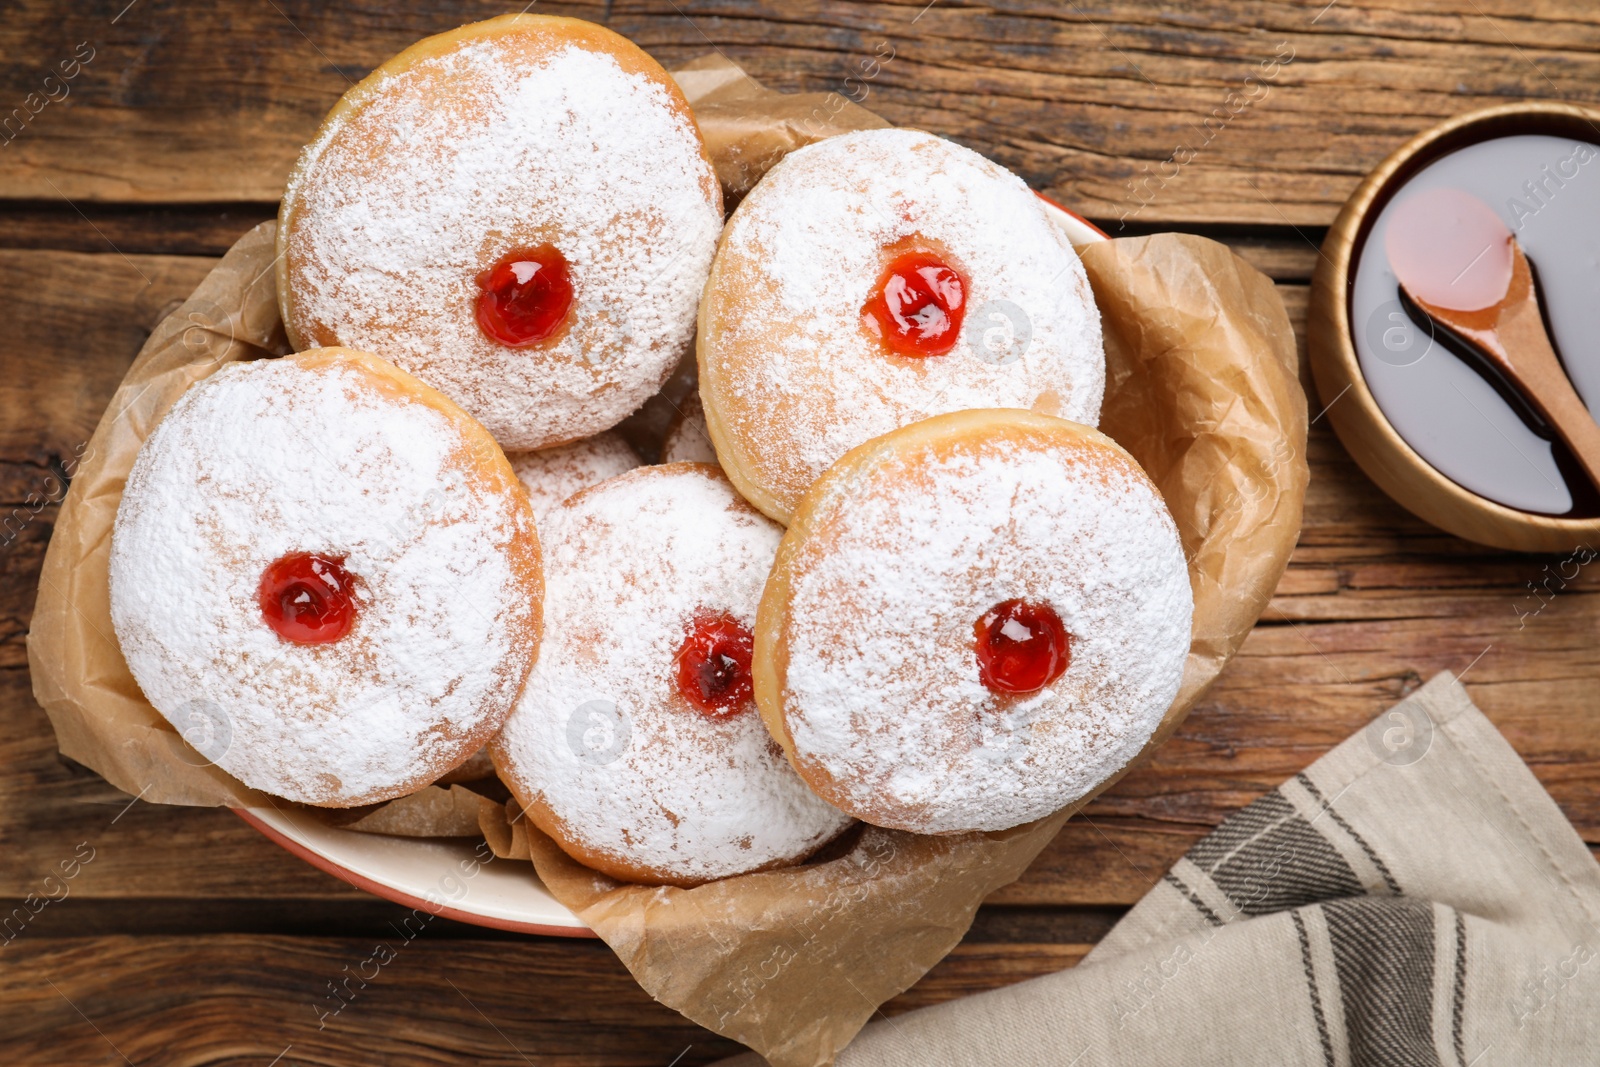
left=1308, top=101, right=1600, bottom=552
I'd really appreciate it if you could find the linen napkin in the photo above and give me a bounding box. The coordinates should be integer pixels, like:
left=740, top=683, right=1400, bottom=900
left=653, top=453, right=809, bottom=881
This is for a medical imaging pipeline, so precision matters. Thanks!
left=718, top=671, right=1600, bottom=1065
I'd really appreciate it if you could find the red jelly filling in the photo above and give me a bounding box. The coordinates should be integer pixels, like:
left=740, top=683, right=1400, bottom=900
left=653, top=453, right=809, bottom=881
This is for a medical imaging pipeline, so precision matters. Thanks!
left=258, top=553, right=359, bottom=645
left=861, top=247, right=968, bottom=357
left=474, top=244, right=574, bottom=347
left=674, top=612, right=755, bottom=717
left=974, top=599, right=1070, bottom=695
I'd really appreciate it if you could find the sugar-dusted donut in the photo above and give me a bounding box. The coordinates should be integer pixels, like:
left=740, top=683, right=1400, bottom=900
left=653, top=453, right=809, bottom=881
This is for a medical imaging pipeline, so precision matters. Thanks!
left=109, top=348, right=543, bottom=807
left=278, top=14, right=723, bottom=451
left=699, top=127, right=1104, bottom=523
left=508, top=431, right=640, bottom=519
left=660, top=392, right=717, bottom=465
left=754, top=409, right=1191, bottom=834
left=491, top=464, right=852, bottom=886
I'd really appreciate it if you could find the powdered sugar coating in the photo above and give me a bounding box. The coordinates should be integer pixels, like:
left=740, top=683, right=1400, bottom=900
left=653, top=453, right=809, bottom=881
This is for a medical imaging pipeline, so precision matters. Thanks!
left=493, top=465, right=852, bottom=884
left=109, top=354, right=541, bottom=806
left=661, top=392, right=718, bottom=464
left=775, top=422, right=1191, bottom=833
left=281, top=24, right=723, bottom=450
left=700, top=128, right=1104, bottom=520
left=509, top=431, right=640, bottom=520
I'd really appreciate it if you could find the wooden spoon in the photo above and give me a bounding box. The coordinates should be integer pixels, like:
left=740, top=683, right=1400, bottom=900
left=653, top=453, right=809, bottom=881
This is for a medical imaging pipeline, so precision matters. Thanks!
left=1385, top=186, right=1600, bottom=493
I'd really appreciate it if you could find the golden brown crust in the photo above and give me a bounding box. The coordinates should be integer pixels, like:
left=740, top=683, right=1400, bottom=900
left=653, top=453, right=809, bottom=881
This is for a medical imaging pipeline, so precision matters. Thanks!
left=276, top=15, right=722, bottom=452
left=697, top=130, right=1103, bottom=525
left=278, top=15, right=720, bottom=350
left=291, top=348, right=544, bottom=802
left=696, top=231, right=792, bottom=521
left=488, top=759, right=823, bottom=889
left=754, top=408, right=1153, bottom=829
left=488, top=462, right=849, bottom=886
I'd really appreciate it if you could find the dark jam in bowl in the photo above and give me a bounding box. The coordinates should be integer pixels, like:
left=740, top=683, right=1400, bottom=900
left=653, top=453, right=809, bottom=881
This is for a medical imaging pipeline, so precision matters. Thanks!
left=1350, top=134, right=1600, bottom=516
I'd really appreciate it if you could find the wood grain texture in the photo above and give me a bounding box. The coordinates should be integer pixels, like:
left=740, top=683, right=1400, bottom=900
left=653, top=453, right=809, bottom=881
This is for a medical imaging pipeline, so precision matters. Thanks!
left=0, top=250, right=212, bottom=462
left=4, top=5, right=1600, bottom=1060
left=0, top=935, right=1083, bottom=1065
left=0, top=934, right=741, bottom=1065
left=4, top=2, right=1600, bottom=222
left=0, top=201, right=277, bottom=256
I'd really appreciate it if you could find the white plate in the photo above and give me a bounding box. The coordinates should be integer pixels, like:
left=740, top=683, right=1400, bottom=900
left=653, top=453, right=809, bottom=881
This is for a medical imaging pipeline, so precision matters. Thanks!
left=239, top=196, right=1109, bottom=937
left=1040, top=194, right=1110, bottom=247
left=237, top=805, right=595, bottom=936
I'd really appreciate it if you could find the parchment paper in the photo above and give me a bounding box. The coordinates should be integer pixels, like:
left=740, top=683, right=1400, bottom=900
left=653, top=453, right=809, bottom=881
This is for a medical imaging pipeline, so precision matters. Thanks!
left=26, top=56, right=1306, bottom=1067
left=485, top=232, right=1308, bottom=1067
left=671, top=55, right=889, bottom=208
left=28, top=221, right=287, bottom=807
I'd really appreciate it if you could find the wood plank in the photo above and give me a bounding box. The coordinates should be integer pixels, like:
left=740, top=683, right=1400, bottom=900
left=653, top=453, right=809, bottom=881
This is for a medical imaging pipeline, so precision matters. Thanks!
left=0, top=933, right=1079, bottom=1064
left=0, top=668, right=369, bottom=900
left=1, top=506, right=57, bottom=668
left=0, top=201, right=276, bottom=257
left=8, top=894, right=1119, bottom=943
left=1, top=6, right=1594, bottom=1059
left=4, top=2, right=1600, bottom=223
left=0, top=934, right=739, bottom=1066
left=0, top=250, right=213, bottom=463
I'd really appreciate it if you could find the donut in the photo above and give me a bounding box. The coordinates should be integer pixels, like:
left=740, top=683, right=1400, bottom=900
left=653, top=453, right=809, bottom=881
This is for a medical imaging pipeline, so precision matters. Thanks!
left=698, top=127, right=1104, bottom=523
left=491, top=464, right=852, bottom=886
left=754, top=409, right=1191, bottom=834
left=508, top=431, right=640, bottom=519
left=109, top=348, right=543, bottom=807
left=278, top=14, right=724, bottom=451
left=660, top=393, right=718, bottom=465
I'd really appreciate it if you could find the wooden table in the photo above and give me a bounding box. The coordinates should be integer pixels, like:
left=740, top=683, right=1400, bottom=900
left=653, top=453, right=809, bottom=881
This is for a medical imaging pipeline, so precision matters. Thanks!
left=4, top=2, right=1598, bottom=1063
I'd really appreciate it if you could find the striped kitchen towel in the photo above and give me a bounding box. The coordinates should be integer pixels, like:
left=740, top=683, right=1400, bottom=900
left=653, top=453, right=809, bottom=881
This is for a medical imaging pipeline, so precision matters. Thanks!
left=719, top=671, right=1600, bottom=1066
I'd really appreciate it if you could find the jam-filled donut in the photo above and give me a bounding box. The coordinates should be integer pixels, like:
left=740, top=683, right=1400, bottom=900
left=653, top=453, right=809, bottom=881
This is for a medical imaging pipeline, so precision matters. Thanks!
left=491, top=464, right=852, bottom=886
left=754, top=409, right=1191, bottom=834
left=699, top=128, right=1104, bottom=523
left=509, top=431, right=640, bottom=519
left=109, top=348, right=543, bottom=807
left=660, top=393, right=717, bottom=465
left=278, top=14, right=723, bottom=451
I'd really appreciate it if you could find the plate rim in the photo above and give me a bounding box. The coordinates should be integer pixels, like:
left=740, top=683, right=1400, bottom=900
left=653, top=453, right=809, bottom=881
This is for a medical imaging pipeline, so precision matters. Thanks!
left=235, top=807, right=598, bottom=937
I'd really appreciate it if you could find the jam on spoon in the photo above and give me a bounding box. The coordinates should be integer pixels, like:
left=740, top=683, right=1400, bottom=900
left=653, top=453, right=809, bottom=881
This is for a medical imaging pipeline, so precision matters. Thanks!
left=1386, top=187, right=1600, bottom=492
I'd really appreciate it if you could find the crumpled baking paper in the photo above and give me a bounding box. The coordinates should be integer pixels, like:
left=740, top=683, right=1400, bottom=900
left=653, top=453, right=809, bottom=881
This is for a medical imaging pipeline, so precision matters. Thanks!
left=26, top=54, right=1305, bottom=1067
